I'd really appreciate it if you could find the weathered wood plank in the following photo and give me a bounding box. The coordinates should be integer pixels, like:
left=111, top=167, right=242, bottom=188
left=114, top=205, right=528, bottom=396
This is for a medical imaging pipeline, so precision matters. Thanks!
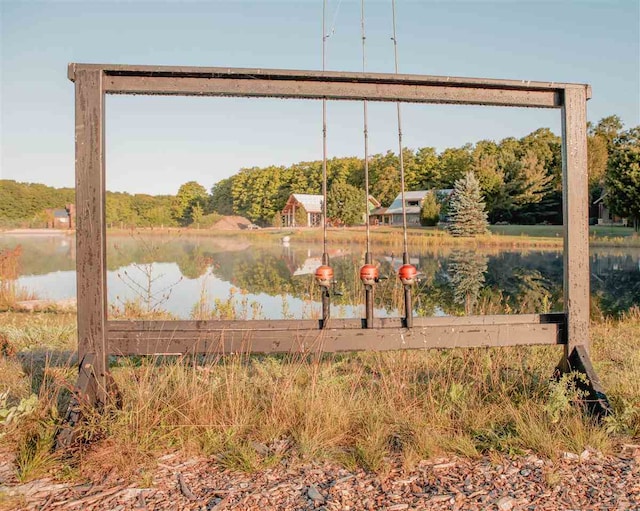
left=103, top=75, right=562, bottom=108
left=74, top=69, right=108, bottom=402
left=108, top=313, right=564, bottom=331
left=562, top=87, right=590, bottom=359
left=107, top=315, right=565, bottom=355
left=68, top=63, right=591, bottom=99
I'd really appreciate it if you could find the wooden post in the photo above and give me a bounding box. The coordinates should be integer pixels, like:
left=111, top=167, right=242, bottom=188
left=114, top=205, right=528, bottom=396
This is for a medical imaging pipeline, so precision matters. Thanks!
left=74, top=68, right=108, bottom=404
left=561, top=86, right=590, bottom=365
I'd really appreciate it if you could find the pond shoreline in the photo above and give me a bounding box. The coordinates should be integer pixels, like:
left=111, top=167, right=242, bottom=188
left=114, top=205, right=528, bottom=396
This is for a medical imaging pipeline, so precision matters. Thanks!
left=2, top=225, right=638, bottom=248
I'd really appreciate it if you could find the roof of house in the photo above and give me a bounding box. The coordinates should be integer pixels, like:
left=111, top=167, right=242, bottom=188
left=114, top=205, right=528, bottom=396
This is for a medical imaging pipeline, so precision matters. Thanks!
left=386, top=189, right=453, bottom=215
left=593, top=192, right=607, bottom=205
left=289, top=194, right=323, bottom=213
left=368, top=195, right=381, bottom=208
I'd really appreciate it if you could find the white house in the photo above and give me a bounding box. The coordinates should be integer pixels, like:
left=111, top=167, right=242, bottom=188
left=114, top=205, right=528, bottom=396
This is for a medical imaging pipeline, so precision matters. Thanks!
left=281, top=194, right=324, bottom=227
left=373, top=190, right=453, bottom=226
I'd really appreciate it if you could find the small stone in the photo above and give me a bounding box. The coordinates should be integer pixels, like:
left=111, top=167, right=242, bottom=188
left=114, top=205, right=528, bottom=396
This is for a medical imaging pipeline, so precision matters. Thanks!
left=562, top=451, right=579, bottom=461
left=206, top=497, right=222, bottom=510
left=579, top=449, right=591, bottom=462
left=250, top=441, right=269, bottom=456
left=519, top=469, right=531, bottom=477
left=387, top=505, right=409, bottom=510
left=307, top=485, right=325, bottom=503
left=497, top=496, right=515, bottom=511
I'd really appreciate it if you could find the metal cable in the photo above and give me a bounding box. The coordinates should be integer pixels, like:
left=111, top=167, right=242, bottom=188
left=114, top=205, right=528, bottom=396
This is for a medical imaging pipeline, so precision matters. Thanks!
left=391, top=0, right=409, bottom=258
left=322, top=0, right=328, bottom=261
left=361, top=0, right=371, bottom=257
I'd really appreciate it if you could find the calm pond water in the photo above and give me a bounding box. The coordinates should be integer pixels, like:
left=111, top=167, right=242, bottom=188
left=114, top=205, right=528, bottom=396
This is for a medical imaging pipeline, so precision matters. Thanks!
left=1, top=233, right=639, bottom=319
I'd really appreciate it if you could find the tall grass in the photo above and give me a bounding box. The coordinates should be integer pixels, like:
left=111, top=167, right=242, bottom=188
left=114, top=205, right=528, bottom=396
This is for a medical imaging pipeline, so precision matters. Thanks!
left=67, top=343, right=627, bottom=478
left=0, top=310, right=638, bottom=481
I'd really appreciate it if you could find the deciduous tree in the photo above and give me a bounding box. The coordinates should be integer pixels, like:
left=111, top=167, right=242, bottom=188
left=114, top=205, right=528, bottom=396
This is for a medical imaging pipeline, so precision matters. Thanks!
left=605, top=127, right=640, bottom=231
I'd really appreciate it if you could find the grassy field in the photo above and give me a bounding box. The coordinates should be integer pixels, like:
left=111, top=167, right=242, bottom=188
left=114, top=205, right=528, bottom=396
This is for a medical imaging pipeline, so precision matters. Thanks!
left=0, top=309, right=638, bottom=484
left=96, top=224, right=639, bottom=248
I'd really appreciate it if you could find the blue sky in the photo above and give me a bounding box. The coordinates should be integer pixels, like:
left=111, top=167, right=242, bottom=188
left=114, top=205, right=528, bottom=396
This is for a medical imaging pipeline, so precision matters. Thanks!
left=1, top=0, right=638, bottom=195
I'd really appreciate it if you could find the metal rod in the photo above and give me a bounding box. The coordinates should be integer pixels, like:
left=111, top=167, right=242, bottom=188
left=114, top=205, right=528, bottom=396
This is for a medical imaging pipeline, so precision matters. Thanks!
left=362, top=0, right=375, bottom=329
left=391, top=0, right=413, bottom=328
left=391, top=0, right=409, bottom=258
left=322, top=0, right=329, bottom=258
left=362, top=0, right=371, bottom=257
left=321, top=0, right=330, bottom=327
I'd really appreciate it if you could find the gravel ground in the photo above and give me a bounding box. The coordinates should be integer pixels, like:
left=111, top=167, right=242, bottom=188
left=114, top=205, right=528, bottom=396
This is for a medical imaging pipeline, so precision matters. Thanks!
left=1, top=446, right=638, bottom=511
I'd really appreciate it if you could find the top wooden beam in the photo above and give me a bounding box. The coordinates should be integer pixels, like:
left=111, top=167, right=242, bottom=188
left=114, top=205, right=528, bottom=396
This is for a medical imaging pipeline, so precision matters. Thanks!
left=68, top=64, right=590, bottom=109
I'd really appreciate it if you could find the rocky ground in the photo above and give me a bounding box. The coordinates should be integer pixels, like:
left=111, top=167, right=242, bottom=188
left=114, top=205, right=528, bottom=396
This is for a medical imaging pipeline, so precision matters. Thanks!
left=1, top=446, right=638, bottom=511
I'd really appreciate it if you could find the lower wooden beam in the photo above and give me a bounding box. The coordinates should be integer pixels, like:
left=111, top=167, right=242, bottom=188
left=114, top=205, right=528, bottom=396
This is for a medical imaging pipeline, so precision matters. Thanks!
left=107, top=314, right=565, bottom=356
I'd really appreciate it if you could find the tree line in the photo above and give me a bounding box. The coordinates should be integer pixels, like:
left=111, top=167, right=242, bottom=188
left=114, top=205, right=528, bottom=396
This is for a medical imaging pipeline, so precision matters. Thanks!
left=1, top=115, right=637, bottom=229
left=212, top=114, right=638, bottom=229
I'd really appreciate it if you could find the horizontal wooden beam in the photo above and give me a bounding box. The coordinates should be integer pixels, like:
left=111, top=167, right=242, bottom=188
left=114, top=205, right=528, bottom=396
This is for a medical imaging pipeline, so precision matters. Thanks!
left=107, top=314, right=565, bottom=355
left=68, top=64, right=591, bottom=108
left=104, top=75, right=561, bottom=108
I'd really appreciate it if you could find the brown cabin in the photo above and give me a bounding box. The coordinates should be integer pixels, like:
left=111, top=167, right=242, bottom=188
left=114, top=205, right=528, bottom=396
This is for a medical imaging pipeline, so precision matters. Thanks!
left=45, top=204, right=76, bottom=229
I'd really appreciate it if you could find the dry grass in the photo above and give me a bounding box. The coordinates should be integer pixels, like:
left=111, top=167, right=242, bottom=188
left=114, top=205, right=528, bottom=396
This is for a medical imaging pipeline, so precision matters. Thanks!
left=0, top=246, right=38, bottom=311
left=105, top=224, right=640, bottom=248
left=0, top=309, right=638, bottom=482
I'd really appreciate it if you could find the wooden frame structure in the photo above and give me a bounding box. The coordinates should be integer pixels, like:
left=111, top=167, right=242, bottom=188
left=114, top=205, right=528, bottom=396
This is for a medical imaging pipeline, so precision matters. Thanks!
left=60, top=63, right=610, bottom=444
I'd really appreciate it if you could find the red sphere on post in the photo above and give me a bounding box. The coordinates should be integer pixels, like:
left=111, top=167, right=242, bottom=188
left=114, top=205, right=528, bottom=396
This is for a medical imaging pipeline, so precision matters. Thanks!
left=398, top=264, right=417, bottom=285
left=315, top=265, right=334, bottom=288
left=359, top=264, right=379, bottom=286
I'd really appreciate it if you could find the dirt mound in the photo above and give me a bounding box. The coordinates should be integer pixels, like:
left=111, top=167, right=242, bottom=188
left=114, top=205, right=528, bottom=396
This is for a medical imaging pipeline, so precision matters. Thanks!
left=211, top=215, right=253, bottom=230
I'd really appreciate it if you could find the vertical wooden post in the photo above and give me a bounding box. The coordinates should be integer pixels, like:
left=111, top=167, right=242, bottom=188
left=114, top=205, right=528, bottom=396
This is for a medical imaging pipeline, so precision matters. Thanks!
left=74, top=68, right=108, bottom=403
left=561, top=86, right=590, bottom=364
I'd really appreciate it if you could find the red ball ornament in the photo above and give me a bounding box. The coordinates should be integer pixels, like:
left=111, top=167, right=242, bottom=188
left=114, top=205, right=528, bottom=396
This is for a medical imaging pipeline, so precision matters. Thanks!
left=315, top=265, right=334, bottom=288
left=398, top=264, right=417, bottom=285
left=359, top=264, right=379, bottom=286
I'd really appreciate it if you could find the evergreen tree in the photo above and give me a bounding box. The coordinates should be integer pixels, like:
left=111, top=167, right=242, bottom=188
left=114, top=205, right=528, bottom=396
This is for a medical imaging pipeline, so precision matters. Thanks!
left=448, top=250, right=488, bottom=314
left=446, top=171, right=489, bottom=236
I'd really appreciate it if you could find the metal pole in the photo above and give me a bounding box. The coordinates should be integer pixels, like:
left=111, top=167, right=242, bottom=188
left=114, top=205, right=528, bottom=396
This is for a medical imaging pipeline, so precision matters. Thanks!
left=362, top=0, right=375, bottom=328
left=321, top=0, right=330, bottom=325
left=391, top=0, right=413, bottom=328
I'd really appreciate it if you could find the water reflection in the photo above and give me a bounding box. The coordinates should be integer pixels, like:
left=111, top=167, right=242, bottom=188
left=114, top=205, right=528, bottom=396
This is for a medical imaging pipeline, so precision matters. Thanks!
left=1, top=234, right=638, bottom=319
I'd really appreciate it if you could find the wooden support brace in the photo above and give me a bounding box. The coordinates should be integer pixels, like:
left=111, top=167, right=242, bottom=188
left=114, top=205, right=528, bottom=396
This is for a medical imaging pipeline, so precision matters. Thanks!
left=56, top=353, right=98, bottom=448
left=556, top=345, right=612, bottom=418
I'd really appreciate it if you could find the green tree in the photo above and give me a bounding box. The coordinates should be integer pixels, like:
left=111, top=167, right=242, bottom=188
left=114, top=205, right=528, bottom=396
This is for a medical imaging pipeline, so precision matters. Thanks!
left=294, top=205, right=308, bottom=227
left=415, top=147, right=440, bottom=189
left=446, top=172, right=489, bottom=237
left=173, top=181, right=208, bottom=226
left=605, top=127, right=640, bottom=231
left=420, top=190, right=440, bottom=226
left=371, top=165, right=400, bottom=207
left=231, top=166, right=284, bottom=224
left=327, top=181, right=365, bottom=226
left=593, top=115, right=624, bottom=151
left=209, top=178, right=235, bottom=215
left=437, top=145, right=473, bottom=187
left=191, top=203, right=204, bottom=227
